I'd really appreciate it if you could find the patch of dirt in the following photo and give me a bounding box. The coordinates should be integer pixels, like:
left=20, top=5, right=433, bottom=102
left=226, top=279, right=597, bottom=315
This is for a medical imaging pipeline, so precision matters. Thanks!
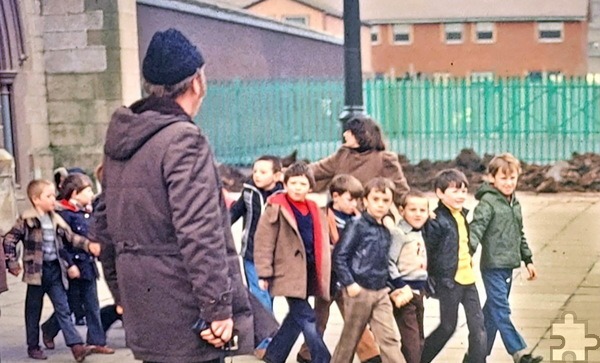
left=220, top=149, right=600, bottom=193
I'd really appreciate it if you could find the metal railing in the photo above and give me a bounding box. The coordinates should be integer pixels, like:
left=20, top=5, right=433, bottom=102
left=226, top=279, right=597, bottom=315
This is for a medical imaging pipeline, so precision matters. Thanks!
left=197, top=76, right=600, bottom=165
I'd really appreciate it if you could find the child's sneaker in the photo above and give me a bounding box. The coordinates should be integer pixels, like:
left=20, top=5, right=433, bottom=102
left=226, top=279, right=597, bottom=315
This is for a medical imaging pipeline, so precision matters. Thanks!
left=518, top=354, right=543, bottom=363
left=27, top=347, right=48, bottom=360
left=254, top=337, right=272, bottom=359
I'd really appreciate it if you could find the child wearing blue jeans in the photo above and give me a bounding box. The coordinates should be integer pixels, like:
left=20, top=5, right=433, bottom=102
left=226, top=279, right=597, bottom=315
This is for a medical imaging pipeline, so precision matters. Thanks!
left=3, top=179, right=101, bottom=361
left=254, top=161, right=331, bottom=363
left=470, top=153, right=543, bottom=363
left=230, top=155, right=284, bottom=311
left=41, top=173, right=115, bottom=355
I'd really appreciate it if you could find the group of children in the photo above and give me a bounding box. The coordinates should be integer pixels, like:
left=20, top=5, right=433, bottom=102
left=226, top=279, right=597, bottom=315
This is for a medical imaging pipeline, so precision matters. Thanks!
left=2, top=150, right=543, bottom=363
left=232, top=152, right=544, bottom=363
left=2, top=174, right=115, bottom=361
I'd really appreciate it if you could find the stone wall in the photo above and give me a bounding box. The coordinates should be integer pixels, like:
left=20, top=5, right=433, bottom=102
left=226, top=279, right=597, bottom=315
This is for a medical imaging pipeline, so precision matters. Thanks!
left=0, top=150, right=18, bottom=233
left=11, top=0, right=141, bottom=183
left=43, top=0, right=140, bottom=174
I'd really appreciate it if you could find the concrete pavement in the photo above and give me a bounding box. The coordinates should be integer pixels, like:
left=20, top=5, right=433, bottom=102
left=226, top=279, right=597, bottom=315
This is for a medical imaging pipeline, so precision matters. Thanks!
left=1, top=193, right=599, bottom=362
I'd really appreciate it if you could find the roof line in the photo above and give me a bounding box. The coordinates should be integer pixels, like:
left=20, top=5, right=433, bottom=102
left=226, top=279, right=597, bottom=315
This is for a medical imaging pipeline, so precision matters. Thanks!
left=137, top=0, right=344, bottom=45
left=367, top=16, right=587, bottom=24
left=293, top=0, right=342, bottom=18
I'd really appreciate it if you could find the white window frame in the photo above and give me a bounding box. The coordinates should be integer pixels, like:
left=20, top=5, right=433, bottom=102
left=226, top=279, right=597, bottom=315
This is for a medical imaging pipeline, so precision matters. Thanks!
left=537, top=22, right=563, bottom=43
left=474, top=22, right=495, bottom=43
left=283, top=15, right=309, bottom=27
left=370, top=25, right=381, bottom=45
left=470, top=72, right=495, bottom=81
left=444, top=23, right=464, bottom=44
left=391, top=24, right=412, bottom=45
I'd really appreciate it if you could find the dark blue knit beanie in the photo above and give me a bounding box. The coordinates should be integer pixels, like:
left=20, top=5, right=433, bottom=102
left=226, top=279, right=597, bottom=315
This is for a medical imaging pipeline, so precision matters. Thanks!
left=142, top=28, right=205, bottom=86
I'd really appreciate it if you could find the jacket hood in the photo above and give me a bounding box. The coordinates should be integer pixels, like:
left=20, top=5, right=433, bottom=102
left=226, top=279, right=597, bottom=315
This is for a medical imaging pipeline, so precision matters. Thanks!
left=475, top=182, right=506, bottom=201
left=104, top=96, right=191, bottom=161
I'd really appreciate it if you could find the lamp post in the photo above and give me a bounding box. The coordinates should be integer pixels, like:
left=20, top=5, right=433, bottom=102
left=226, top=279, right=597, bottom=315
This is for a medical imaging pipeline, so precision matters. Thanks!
left=339, top=0, right=364, bottom=126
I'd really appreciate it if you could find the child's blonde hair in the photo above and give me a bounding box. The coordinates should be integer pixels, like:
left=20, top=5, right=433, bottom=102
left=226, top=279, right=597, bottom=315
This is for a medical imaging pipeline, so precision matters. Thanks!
left=26, top=179, right=53, bottom=204
left=488, top=153, right=522, bottom=177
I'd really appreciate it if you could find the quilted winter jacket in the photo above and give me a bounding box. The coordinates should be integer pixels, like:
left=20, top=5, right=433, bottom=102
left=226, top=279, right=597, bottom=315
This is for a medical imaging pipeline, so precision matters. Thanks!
left=469, top=183, right=533, bottom=269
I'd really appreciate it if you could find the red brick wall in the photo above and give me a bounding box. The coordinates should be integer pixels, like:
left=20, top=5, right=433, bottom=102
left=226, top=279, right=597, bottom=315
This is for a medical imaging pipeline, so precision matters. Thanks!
left=371, top=21, right=588, bottom=77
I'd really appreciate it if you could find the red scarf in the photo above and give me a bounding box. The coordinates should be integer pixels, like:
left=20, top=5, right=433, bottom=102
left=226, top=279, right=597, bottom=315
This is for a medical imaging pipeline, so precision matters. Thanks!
left=268, top=193, right=325, bottom=295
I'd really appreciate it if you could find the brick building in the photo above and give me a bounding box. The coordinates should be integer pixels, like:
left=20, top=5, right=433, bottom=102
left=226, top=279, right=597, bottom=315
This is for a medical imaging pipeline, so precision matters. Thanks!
left=361, top=0, right=589, bottom=78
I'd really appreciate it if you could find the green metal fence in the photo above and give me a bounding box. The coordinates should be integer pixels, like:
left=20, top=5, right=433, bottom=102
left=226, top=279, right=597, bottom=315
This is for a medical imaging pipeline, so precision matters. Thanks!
left=197, top=77, right=600, bottom=165
left=198, top=79, right=344, bottom=165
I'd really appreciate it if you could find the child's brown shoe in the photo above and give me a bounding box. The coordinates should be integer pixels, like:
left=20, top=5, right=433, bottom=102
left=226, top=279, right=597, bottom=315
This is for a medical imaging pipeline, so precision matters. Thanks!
left=88, top=345, right=115, bottom=354
left=70, top=344, right=90, bottom=362
left=42, top=332, right=55, bottom=350
left=27, top=347, right=48, bottom=360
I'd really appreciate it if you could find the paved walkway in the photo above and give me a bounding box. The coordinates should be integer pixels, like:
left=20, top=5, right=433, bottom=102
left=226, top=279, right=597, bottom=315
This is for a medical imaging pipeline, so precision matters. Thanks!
left=1, top=193, right=599, bottom=362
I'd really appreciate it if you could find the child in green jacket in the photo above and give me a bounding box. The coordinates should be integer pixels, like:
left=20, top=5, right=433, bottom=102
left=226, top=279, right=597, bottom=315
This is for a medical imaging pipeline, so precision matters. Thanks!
left=469, top=153, right=543, bottom=363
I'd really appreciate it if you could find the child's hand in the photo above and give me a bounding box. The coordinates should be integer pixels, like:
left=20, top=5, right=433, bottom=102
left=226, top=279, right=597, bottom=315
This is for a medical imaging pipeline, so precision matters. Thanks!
left=116, top=305, right=124, bottom=315
left=346, top=283, right=362, bottom=297
left=67, top=265, right=81, bottom=279
left=390, top=286, right=413, bottom=307
left=8, top=264, right=21, bottom=276
left=258, top=279, right=269, bottom=291
left=88, top=242, right=101, bottom=256
left=526, top=263, right=537, bottom=280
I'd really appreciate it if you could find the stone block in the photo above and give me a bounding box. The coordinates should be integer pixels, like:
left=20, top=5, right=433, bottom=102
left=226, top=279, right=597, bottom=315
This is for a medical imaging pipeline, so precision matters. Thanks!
left=42, top=0, right=84, bottom=15
left=43, top=31, right=88, bottom=50
left=45, top=47, right=107, bottom=73
left=47, top=101, right=88, bottom=124
left=44, top=11, right=103, bottom=32
left=49, top=122, right=98, bottom=147
left=95, top=72, right=121, bottom=100
left=46, top=74, right=96, bottom=101
left=0, top=149, right=18, bottom=233
left=85, top=0, right=118, bottom=13
left=87, top=29, right=103, bottom=46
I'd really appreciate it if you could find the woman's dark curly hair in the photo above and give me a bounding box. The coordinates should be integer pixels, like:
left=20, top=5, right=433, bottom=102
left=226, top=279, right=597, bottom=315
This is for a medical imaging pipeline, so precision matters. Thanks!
left=343, top=116, right=386, bottom=151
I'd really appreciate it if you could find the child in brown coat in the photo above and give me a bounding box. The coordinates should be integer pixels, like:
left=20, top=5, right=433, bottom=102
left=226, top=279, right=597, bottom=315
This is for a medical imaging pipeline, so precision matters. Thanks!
left=254, top=161, right=331, bottom=363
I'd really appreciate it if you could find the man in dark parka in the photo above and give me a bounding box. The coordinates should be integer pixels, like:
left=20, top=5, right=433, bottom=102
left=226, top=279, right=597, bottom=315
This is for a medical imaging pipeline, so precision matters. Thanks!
left=89, top=29, right=255, bottom=363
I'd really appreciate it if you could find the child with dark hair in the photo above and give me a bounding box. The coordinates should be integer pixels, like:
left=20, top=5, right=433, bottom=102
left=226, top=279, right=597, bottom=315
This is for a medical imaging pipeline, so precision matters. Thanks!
left=254, top=161, right=331, bottom=363
left=332, top=177, right=403, bottom=363
left=230, top=155, right=284, bottom=311
left=41, top=174, right=115, bottom=355
left=422, top=169, right=487, bottom=363
left=3, top=179, right=100, bottom=361
left=310, top=116, right=409, bottom=205
left=297, top=174, right=382, bottom=363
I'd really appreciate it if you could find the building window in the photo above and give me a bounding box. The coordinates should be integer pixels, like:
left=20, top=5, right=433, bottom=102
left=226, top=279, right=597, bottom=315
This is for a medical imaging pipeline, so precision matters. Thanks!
left=392, top=24, right=412, bottom=45
left=471, top=72, right=494, bottom=81
left=444, top=23, right=464, bottom=44
left=283, top=16, right=308, bottom=27
left=537, top=22, right=563, bottom=42
left=475, top=22, right=495, bottom=43
left=371, top=25, right=381, bottom=45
